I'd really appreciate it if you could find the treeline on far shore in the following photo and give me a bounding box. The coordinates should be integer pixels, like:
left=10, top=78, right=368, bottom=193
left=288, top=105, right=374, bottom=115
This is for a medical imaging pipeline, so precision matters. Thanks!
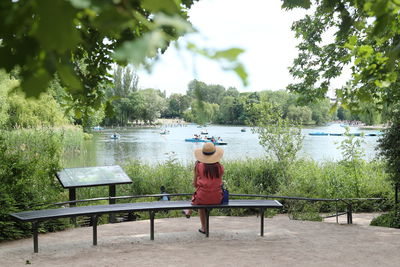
left=101, top=74, right=390, bottom=129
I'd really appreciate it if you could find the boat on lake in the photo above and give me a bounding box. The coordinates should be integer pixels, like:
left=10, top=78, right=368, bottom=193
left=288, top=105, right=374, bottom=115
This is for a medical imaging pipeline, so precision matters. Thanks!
left=309, top=132, right=329, bottom=136
left=329, top=133, right=342, bottom=136
left=185, top=137, right=227, bottom=145
left=160, top=129, right=170, bottom=135
left=309, top=132, right=381, bottom=137
left=110, top=133, right=120, bottom=139
left=241, top=128, right=246, bottom=132
left=93, top=126, right=104, bottom=131
left=185, top=138, right=209, bottom=143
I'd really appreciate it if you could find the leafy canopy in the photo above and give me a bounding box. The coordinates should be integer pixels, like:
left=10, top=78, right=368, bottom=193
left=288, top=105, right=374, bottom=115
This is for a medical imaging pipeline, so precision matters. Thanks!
left=0, top=0, right=247, bottom=110
left=282, top=0, right=400, bottom=110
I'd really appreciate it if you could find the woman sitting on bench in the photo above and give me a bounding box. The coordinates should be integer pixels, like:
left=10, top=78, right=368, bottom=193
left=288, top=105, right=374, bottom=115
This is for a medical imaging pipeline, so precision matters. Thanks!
left=183, top=142, right=224, bottom=234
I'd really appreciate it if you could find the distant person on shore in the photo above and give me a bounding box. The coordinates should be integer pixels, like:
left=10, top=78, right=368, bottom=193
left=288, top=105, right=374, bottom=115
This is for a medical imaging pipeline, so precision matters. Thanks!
left=182, top=142, right=224, bottom=234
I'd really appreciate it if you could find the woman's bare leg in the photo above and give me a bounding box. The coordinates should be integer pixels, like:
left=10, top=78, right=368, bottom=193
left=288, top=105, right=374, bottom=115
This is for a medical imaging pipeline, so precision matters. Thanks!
left=199, top=208, right=206, bottom=231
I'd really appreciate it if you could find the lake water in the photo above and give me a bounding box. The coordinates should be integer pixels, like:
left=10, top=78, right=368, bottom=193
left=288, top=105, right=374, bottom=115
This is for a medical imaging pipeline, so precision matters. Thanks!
left=64, top=123, right=382, bottom=168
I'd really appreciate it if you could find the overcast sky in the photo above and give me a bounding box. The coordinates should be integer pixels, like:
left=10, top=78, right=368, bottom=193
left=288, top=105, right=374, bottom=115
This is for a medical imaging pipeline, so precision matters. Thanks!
left=137, top=0, right=312, bottom=96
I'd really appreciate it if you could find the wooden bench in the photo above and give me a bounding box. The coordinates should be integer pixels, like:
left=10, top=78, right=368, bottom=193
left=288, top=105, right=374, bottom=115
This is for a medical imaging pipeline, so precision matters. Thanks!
left=10, top=199, right=283, bottom=253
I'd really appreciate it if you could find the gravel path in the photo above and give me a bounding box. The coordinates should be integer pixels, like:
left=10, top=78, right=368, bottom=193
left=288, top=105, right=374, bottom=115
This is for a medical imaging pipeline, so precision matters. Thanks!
left=1, top=214, right=399, bottom=267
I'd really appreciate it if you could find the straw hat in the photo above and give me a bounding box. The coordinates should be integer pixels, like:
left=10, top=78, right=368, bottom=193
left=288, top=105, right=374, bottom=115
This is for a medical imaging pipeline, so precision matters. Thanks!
left=194, top=142, right=224, bottom=164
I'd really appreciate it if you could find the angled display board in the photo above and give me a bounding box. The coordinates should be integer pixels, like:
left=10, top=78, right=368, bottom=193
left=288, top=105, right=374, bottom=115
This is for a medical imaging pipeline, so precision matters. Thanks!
left=56, top=165, right=132, bottom=188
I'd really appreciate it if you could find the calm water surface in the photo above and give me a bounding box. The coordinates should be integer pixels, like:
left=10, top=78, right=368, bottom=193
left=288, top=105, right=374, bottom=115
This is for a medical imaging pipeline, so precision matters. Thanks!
left=64, top=124, right=382, bottom=167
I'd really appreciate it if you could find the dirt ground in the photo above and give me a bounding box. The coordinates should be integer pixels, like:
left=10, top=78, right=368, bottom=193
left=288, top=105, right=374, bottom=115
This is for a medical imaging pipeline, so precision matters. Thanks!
left=1, top=213, right=399, bottom=267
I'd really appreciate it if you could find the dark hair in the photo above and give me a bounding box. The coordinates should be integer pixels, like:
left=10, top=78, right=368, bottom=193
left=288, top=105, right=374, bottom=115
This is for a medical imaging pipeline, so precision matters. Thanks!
left=196, top=162, right=221, bottom=179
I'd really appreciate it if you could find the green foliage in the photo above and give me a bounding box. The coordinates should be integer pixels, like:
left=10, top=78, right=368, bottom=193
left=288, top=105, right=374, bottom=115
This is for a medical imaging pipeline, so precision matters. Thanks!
left=163, top=93, right=191, bottom=118
left=287, top=105, right=312, bottom=125
left=286, top=201, right=322, bottom=222
left=0, top=71, right=73, bottom=129
left=0, top=129, right=67, bottom=241
left=280, top=159, right=391, bottom=210
left=283, top=0, right=400, bottom=112
left=223, top=159, right=282, bottom=194
left=1, top=153, right=393, bottom=241
left=370, top=209, right=400, bottom=228
left=123, top=159, right=193, bottom=196
left=0, top=0, right=248, bottom=114
left=103, top=65, right=142, bottom=126
left=338, top=127, right=365, bottom=162
left=138, top=89, right=168, bottom=124
left=6, top=93, right=69, bottom=129
left=377, top=114, right=400, bottom=185
left=251, top=102, right=304, bottom=167
left=0, top=71, right=15, bottom=128
left=184, top=100, right=219, bottom=125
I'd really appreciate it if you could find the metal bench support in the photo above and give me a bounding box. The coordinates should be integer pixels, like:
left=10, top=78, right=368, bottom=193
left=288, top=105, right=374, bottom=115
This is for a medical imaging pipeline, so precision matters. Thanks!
left=347, top=203, right=353, bottom=224
left=109, top=185, right=116, bottom=223
left=150, top=211, right=155, bottom=240
left=92, top=215, right=98, bottom=246
left=33, top=221, right=39, bottom=253
left=260, top=208, right=265, bottom=236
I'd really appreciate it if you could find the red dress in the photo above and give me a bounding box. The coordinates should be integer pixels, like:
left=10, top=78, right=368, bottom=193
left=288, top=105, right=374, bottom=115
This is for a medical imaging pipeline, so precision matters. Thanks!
left=191, top=162, right=223, bottom=205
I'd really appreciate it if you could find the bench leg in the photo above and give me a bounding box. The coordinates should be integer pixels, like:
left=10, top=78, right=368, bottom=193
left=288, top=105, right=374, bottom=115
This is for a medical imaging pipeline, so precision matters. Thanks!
left=32, top=221, right=38, bottom=253
left=149, top=211, right=155, bottom=240
left=205, top=208, right=210, bottom=238
left=260, top=208, right=265, bottom=237
left=92, top=215, right=98, bottom=246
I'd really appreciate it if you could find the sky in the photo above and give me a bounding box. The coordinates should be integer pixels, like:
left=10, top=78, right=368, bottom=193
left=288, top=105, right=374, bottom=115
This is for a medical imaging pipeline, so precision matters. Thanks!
left=137, top=0, right=329, bottom=96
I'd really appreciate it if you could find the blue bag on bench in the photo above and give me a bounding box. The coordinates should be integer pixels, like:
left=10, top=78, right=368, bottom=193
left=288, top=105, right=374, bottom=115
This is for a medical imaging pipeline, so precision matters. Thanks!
left=221, top=185, right=229, bottom=204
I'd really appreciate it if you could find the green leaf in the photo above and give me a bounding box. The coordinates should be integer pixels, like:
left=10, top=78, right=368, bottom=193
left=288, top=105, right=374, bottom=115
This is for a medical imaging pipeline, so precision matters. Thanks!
left=213, top=48, right=245, bottom=61
left=372, top=14, right=391, bottom=36
left=21, top=68, right=52, bottom=98
left=113, top=30, right=167, bottom=66
left=153, top=13, right=194, bottom=35
left=93, top=7, right=134, bottom=36
left=233, top=63, right=249, bottom=86
left=141, top=0, right=180, bottom=14
left=56, top=63, right=82, bottom=93
left=67, top=0, right=91, bottom=9
left=35, top=0, right=80, bottom=53
left=281, top=0, right=312, bottom=9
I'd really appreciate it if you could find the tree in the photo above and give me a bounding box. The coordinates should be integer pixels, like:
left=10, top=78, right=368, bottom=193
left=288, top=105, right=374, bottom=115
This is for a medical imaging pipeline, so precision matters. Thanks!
left=309, top=99, right=332, bottom=125
left=378, top=112, right=400, bottom=203
left=0, top=0, right=247, bottom=114
left=282, top=0, right=400, bottom=110
left=138, top=89, right=167, bottom=124
left=184, top=101, right=219, bottom=124
left=251, top=102, right=304, bottom=167
left=103, top=65, right=141, bottom=126
left=0, top=71, right=14, bottom=128
left=113, top=66, right=139, bottom=98
left=164, top=93, right=191, bottom=118
left=217, top=96, right=235, bottom=124
left=287, top=105, right=312, bottom=125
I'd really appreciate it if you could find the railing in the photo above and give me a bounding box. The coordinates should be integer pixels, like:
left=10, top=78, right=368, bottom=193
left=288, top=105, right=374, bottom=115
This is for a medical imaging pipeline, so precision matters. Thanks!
left=46, top=193, right=385, bottom=225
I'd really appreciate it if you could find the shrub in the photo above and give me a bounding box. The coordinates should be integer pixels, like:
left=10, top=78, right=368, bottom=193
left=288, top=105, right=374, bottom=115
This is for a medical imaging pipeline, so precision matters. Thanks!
left=0, top=129, right=67, bottom=241
left=370, top=209, right=400, bottom=228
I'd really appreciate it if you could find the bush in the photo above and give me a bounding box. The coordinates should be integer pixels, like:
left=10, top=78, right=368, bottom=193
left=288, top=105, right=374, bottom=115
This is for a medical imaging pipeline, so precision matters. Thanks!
left=0, top=129, right=67, bottom=241
left=370, top=209, right=400, bottom=228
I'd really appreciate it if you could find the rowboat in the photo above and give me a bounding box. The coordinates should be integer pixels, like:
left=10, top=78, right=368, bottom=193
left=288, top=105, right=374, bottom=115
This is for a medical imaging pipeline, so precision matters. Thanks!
left=184, top=138, right=227, bottom=145
left=309, top=132, right=329, bottom=136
